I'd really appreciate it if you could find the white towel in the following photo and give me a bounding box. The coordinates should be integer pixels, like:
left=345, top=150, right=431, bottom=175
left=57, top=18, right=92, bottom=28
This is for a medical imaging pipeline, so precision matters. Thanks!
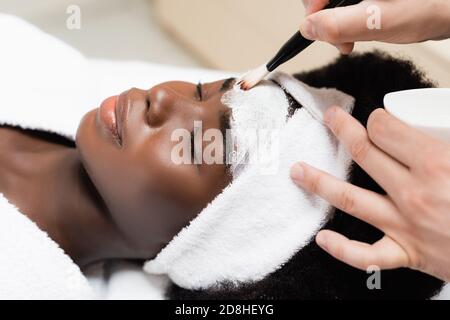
left=144, top=73, right=356, bottom=290
left=0, top=194, right=95, bottom=299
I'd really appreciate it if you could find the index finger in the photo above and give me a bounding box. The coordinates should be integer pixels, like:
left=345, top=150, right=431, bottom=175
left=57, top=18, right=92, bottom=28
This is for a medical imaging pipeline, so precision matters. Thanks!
left=290, top=162, right=400, bottom=230
left=367, top=109, right=442, bottom=168
left=324, top=106, right=410, bottom=196
left=316, top=232, right=410, bottom=270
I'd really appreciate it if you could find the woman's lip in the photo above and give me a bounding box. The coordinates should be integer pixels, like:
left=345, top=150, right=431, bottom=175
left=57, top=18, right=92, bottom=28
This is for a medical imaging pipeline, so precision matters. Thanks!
left=99, top=95, right=121, bottom=144
left=115, top=93, right=129, bottom=147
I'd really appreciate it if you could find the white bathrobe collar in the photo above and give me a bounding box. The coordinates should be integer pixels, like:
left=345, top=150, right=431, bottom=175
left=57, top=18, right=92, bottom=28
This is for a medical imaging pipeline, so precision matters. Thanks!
left=0, top=65, right=95, bottom=298
left=0, top=97, right=94, bottom=299
left=0, top=15, right=96, bottom=298
left=0, top=194, right=95, bottom=299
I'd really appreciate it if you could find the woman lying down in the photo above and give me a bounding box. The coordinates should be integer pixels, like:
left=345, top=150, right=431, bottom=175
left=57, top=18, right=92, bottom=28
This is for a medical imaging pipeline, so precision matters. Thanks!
left=0, top=51, right=445, bottom=299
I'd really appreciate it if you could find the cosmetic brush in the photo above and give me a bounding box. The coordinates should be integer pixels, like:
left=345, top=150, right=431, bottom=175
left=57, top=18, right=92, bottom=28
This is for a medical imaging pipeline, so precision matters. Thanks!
left=238, top=0, right=363, bottom=90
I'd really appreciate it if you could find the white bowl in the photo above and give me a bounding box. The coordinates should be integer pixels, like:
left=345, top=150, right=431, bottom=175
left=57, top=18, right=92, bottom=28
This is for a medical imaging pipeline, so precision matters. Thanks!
left=384, top=88, right=450, bottom=143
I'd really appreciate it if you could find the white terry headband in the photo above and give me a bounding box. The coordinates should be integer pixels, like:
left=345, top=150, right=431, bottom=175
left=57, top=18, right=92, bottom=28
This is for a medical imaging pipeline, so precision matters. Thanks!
left=144, top=72, right=355, bottom=290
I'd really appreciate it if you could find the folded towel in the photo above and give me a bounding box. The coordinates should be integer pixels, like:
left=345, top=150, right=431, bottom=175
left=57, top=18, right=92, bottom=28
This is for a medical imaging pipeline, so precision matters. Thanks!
left=144, top=72, right=355, bottom=290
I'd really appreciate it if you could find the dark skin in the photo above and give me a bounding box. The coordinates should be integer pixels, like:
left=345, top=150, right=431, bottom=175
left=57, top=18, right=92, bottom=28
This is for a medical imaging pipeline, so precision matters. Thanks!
left=0, top=79, right=234, bottom=267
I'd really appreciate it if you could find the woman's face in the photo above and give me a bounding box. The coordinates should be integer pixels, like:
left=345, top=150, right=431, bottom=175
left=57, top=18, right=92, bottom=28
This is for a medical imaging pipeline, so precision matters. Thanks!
left=76, top=79, right=234, bottom=257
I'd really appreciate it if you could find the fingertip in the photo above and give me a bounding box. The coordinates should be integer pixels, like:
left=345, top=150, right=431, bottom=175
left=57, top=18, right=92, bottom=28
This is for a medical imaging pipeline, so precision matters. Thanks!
left=379, top=108, right=407, bottom=127
left=303, top=0, right=313, bottom=16
left=373, top=108, right=388, bottom=117
left=315, top=231, right=329, bottom=250
left=300, top=18, right=318, bottom=40
left=290, top=162, right=305, bottom=184
left=336, top=43, right=355, bottom=55
left=367, top=108, right=389, bottom=136
left=324, top=105, right=339, bottom=126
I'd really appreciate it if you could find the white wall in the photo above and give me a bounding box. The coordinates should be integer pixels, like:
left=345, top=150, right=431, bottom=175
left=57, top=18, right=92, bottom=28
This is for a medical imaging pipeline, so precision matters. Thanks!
left=0, top=0, right=201, bottom=67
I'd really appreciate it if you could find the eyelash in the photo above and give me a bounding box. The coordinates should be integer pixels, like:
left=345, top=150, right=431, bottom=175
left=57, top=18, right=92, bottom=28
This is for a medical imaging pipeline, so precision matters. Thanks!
left=196, top=82, right=203, bottom=101
left=190, top=130, right=201, bottom=170
left=190, top=130, right=196, bottom=162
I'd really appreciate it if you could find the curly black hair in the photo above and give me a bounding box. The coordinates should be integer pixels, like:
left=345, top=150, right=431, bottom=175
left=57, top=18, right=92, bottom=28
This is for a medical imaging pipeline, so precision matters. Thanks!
left=168, top=51, right=444, bottom=300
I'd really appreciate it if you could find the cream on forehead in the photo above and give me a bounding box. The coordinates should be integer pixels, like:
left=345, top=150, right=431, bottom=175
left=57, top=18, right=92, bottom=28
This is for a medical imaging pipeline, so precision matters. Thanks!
left=221, top=81, right=290, bottom=177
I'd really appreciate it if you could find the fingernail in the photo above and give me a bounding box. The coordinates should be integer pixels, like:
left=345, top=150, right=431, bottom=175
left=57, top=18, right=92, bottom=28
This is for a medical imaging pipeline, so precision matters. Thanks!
left=316, top=232, right=328, bottom=250
left=301, top=19, right=317, bottom=39
left=303, top=0, right=312, bottom=14
left=290, top=163, right=305, bottom=183
left=324, top=106, right=337, bottom=127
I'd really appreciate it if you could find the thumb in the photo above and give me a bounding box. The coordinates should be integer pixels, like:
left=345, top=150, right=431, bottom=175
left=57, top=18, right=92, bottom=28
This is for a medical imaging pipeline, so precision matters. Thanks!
left=300, top=2, right=376, bottom=44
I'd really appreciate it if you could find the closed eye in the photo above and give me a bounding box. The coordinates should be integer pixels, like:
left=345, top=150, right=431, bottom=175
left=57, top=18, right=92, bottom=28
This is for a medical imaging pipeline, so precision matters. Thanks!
left=190, top=128, right=201, bottom=170
left=190, top=130, right=196, bottom=163
left=196, top=82, right=203, bottom=101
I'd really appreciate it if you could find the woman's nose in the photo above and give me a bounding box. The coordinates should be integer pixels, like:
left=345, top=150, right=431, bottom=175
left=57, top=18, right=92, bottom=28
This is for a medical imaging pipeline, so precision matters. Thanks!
left=146, top=84, right=196, bottom=127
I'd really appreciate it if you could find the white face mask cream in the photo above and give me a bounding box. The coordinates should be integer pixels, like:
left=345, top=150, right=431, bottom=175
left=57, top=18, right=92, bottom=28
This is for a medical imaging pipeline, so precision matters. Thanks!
left=221, top=80, right=289, bottom=177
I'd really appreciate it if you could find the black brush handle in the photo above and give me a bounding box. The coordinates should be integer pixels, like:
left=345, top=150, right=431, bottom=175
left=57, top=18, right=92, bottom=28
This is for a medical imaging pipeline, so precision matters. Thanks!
left=266, top=0, right=363, bottom=71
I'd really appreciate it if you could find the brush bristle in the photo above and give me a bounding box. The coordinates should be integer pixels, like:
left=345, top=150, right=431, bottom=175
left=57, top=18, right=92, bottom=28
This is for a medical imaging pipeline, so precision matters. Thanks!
left=237, top=64, right=269, bottom=91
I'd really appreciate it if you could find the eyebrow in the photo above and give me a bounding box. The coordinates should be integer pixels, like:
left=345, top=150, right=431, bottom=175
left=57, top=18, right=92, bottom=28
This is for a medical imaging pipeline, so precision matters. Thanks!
left=220, top=78, right=235, bottom=92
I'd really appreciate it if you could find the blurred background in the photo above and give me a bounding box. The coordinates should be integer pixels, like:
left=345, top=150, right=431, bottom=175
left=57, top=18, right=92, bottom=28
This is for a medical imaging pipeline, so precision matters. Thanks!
left=1, top=0, right=449, bottom=86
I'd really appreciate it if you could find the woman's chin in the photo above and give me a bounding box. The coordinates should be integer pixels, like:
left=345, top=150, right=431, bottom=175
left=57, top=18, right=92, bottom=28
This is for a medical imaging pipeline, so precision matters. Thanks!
left=75, top=109, right=98, bottom=150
